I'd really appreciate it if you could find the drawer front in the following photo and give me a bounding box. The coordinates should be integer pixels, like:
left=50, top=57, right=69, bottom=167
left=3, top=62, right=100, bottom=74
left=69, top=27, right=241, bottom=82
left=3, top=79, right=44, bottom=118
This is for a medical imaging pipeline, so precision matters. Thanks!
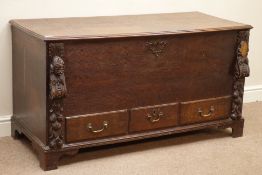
left=180, top=96, right=231, bottom=125
left=66, top=110, right=129, bottom=143
left=129, top=103, right=179, bottom=133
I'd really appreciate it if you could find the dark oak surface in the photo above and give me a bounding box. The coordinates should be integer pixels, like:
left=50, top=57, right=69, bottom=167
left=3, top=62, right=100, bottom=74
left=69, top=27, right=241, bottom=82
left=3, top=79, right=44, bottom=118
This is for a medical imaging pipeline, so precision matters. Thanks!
left=10, top=12, right=252, bottom=171
left=66, top=110, right=129, bottom=143
left=180, top=96, right=232, bottom=125
left=10, top=12, right=252, bottom=40
left=12, top=27, right=47, bottom=144
left=63, top=31, right=236, bottom=116
left=129, top=103, right=179, bottom=133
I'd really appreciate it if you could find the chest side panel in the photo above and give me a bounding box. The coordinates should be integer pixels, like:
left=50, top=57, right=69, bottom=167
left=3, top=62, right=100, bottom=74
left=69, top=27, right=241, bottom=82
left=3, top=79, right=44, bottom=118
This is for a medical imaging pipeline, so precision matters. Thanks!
left=62, top=31, right=237, bottom=117
left=12, top=27, right=47, bottom=144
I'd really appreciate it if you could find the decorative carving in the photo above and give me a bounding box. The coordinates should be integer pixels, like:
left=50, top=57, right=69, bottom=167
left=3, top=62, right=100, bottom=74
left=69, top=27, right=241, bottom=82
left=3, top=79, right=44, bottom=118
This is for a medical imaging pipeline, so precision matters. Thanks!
left=48, top=43, right=66, bottom=149
left=235, top=31, right=250, bottom=79
left=231, top=31, right=250, bottom=120
left=231, top=79, right=245, bottom=120
left=146, top=40, right=167, bottom=57
left=50, top=56, right=67, bottom=99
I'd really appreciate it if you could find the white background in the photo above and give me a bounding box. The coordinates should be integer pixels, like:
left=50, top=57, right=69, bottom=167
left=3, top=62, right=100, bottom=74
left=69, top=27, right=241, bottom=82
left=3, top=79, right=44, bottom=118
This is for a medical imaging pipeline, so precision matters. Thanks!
left=0, top=0, right=261, bottom=136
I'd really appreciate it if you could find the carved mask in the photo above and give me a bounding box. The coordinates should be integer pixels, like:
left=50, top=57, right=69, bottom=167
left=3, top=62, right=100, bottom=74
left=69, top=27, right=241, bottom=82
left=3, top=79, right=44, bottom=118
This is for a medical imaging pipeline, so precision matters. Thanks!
left=53, top=56, right=65, bottom=76
left=50, top=56, right=67, bottom=99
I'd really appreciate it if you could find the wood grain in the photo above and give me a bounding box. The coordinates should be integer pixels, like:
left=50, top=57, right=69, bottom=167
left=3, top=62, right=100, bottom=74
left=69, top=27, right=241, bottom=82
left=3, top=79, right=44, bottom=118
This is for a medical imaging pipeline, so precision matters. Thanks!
left=66, top=110, right=129, bottom=143
left=129, top=103, right=179, bottom=133
left=10, top=12, right=252, bottom=40
left=12, top=26, right=47, bottom=144
left=180, top=96, right=232, bottom=125
left=10, top=12, right=252, bottom=171
left=62, top=31, right=236, bottom=116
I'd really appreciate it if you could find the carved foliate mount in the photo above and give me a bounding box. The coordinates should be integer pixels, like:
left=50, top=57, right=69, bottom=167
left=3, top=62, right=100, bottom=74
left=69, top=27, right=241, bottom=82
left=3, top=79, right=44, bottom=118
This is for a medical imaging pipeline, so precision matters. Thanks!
left=48, top=43, right=66, bottom=149
left=146, top=40, right=167, bottom=57
left=231, top=31, right=250, bottom=120
left=235, top=31, right=250, bottom=79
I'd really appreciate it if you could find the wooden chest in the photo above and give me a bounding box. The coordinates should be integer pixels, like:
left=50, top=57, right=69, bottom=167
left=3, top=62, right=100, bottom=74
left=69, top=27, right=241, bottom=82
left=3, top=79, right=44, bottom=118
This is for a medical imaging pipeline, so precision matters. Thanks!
left=10, top=12, right=252, bottom=170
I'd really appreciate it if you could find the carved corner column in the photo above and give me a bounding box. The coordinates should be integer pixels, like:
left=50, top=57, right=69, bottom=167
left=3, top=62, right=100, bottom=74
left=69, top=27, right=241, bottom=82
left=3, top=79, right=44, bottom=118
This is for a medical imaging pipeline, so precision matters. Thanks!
left=48, top=43, right=67, bottom=150
left=231, top=30, right=250, bottom=137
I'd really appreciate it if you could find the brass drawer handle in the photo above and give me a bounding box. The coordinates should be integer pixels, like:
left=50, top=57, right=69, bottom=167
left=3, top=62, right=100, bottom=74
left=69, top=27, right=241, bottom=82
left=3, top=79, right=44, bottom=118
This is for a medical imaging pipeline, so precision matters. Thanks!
left=147, top=109, right=164, bottom=123
left=87, top=121, right=108, bottom=133
left=198, top=106, right=215, bottom=117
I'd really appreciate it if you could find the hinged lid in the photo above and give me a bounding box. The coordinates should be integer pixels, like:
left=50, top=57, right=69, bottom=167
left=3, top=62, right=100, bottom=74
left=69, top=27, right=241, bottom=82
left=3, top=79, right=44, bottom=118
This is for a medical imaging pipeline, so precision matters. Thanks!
left=10, top=12, right=252, bottom=41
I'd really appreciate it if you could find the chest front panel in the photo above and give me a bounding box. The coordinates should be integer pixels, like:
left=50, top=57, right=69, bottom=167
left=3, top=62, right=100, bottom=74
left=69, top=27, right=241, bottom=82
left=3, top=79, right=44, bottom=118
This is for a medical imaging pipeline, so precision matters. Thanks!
left=62, top=31, right=237, bottom=117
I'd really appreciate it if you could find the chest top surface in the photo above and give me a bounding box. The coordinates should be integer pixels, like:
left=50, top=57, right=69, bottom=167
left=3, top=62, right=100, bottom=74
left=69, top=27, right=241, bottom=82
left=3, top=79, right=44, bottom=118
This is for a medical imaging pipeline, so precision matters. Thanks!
left=10, top=12, right=252, bottom=40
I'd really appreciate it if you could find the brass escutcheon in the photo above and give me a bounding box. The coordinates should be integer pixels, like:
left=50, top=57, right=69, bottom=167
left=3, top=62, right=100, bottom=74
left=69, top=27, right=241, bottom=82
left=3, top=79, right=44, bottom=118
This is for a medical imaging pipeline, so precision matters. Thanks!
left=146, top=40, right=167, bottom=57
left=147, top=108, right=164, bottom=123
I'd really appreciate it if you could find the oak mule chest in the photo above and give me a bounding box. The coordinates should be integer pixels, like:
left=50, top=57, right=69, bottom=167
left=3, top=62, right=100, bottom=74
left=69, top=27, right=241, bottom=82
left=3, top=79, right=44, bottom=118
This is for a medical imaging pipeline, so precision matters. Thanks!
left=10, top=12, right=252, bottom=170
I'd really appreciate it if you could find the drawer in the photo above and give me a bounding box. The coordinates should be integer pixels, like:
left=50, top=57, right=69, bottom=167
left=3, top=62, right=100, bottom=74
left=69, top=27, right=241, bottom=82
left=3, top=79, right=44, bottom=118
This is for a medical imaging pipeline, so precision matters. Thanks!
left=129, top=103, right=179, bottom=133
left=180, top=96, right=231, bottom=125
left=66, top=110, right=129, bottom=143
